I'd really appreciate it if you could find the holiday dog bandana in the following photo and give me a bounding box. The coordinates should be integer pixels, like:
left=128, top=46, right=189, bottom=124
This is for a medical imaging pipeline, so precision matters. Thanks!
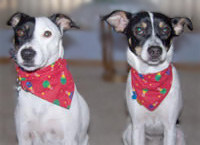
left=16, top=59, right=74, bottom=109
left=131, top=65, right=172, bottom=111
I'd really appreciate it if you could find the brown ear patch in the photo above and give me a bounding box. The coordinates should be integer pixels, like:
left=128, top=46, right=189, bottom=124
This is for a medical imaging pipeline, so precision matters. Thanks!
left=49, top=14, right=79, bottom=32
left=171, top=17, right=193, bottom=35
left=56, top=17, right=72, bottom=31
left=107, top=11, right=129, bottom=32
left=7, top=12, right=34, bottom=29
left=103, top=10, right=131, bottom=33
left=173, top=18, right=187, bottom=35
left=7, top=12, right=23, bottom=27
left=10, top=16, right=20, bottom=27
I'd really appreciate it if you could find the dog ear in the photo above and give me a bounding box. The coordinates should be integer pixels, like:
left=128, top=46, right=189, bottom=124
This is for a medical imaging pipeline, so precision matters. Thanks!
left=102, top=10, right=132, bottom=33
left=7, top=12, right=28, bottom=28
left=49, top=14, right=79, bottom=32
left=171, top=17, right=193, bottom=35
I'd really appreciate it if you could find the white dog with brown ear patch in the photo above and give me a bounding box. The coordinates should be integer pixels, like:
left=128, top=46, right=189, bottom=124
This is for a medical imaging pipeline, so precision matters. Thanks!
left=7, top=12, right=90, bottom=145
left=103, top=10, right=193, bottom=145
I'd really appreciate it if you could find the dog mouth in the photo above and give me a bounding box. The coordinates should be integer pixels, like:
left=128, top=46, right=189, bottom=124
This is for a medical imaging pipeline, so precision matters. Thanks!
left=149, top=57, right=161, bottom=62
left=17, top=61, right=37, bottom=71
left=20, top=60, right=35, bottom=67
left=147, top=56, right=165, bottom=65
left=140, top=52, right=163, bottom=64
left=23, top=63, right=35, bottom=67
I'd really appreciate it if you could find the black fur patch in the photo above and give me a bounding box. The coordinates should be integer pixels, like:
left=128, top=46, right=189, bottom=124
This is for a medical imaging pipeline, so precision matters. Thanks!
left=125, top=12, right=152, bottom=54
left=12, top=14, right=35, bottom=48
left=153, top=13, right=176, bottom=50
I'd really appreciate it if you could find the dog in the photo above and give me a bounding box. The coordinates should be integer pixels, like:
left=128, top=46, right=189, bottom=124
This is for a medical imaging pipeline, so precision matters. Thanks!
left=103, top=10, right=193, bottom=145
left=7, top=12, right=90, bottom=145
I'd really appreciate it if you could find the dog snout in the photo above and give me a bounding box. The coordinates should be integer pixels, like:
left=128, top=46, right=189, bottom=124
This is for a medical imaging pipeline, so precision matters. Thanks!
left=21, top=48, right=36, bottom=61
left=148, top=46, right=162, bottom=59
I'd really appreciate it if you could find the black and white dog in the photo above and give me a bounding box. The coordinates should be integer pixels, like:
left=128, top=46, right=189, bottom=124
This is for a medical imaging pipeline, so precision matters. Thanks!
left=7, top=13, right=90, bottom=145
left=103, top=11, right=193, bottom=145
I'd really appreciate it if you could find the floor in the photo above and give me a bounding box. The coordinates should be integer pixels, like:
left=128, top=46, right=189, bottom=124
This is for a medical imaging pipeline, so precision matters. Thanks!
left=0, top=63, right=199, bottom=145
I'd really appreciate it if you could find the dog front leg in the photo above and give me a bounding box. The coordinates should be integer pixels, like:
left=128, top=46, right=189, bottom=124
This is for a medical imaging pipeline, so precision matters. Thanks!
left=164, top=125, right=176, bottom=145
left=176, top=126, right=185, bottom=145
left=132, top=124, right=145, bottom=145
left=16, top=121, right=34, bottom=145
left=17, top=131, right=35, bottom=145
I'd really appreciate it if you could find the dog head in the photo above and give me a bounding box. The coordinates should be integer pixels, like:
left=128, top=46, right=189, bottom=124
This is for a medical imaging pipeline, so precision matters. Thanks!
left=7, top=12, right=79, bottom=71
left=103, top=10, right=193, bottom=66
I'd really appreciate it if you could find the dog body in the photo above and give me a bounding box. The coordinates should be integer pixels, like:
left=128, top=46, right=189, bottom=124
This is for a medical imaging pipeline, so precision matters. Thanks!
left=8, top=13, right=89, bottom=145
left=16, top=86, right=89, bottom=145
left=103, top=11, right=193, bottom=145
left=124, top=48, right=183, bottom=145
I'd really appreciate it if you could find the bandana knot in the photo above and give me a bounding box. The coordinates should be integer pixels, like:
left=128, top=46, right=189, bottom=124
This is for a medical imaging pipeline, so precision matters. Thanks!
left=131, top=65, right=173, bottom=111
left=16, top=59, right=75, bottom=109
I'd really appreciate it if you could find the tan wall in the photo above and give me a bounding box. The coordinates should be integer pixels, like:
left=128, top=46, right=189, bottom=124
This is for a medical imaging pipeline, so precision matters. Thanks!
left=0, top=0, right=199, bottom=31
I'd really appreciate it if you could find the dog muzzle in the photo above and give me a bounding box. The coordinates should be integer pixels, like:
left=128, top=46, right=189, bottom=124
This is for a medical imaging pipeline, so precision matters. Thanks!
left=16, top=59, right=75, bottom=109
left=131, top=65, right=172, bottom=111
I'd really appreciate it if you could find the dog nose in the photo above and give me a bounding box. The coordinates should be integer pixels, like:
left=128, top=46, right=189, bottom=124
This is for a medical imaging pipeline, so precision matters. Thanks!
left=148, top=46, right=162, bottom=58
left=21, top=48, right=36, bottom=61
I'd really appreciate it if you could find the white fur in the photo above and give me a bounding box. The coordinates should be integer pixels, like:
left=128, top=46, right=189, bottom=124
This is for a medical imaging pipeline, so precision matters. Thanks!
left=148, top=12, right=155, bottom=36
left=15, top=17, right=90, bottom=145
left=123, top=13, right=185, bottom=145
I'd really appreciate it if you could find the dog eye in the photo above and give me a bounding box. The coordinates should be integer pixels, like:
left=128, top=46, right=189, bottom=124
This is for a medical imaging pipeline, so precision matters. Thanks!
left=135, top=27, right=144, bottom=35
left=43, top=31, right=52, bottom=38
left=162, top=27, right=170, bottom=35
left=17, top=29, right=25, bottom=37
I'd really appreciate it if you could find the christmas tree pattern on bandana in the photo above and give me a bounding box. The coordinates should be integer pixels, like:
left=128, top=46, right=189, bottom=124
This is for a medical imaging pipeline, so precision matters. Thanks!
left=131, top=65, right=173, bottom=111
left=16, top=59, right=75, bottom=109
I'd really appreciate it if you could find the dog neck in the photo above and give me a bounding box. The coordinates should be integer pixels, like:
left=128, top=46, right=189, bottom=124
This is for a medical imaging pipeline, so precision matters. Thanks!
left=127, top=45, right=174, bottom=74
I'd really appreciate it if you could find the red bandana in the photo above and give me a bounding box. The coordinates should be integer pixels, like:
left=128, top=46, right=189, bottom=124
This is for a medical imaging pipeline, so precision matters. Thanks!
left=16, top=59, right=75, bottom=109
left=131, top=65, right=172, bottom=111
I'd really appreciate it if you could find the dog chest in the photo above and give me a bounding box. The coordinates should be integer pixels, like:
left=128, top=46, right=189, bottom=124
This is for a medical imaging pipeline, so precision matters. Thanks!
left=145, top=117, right=164, bottom=135
left=17, top=90, right=78, bottom=130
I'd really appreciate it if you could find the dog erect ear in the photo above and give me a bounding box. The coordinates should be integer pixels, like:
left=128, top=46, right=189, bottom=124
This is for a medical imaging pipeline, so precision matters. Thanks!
left=49, top=14, right=79, bottom=32
left=171, top=17, right=193, bottom=35
left=102, top=10, right=132, bottom=33
left=7, top=12, right=29, bottom=28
